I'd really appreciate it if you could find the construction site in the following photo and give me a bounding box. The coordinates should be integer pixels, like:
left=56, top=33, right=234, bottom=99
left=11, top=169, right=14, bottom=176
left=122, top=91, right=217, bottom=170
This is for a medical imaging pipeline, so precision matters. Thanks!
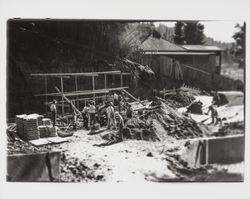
left=6, top=19, right=245, bottom=182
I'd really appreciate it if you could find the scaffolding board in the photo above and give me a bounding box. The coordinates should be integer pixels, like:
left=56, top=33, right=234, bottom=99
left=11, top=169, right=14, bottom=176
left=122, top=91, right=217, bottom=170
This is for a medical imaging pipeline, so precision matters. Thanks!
left=31, top=70, right=131, bottom=116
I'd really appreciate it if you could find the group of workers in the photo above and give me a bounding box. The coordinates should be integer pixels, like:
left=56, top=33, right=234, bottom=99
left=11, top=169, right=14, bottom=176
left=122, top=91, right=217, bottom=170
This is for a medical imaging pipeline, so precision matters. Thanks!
left=81, top=92, right=133, bottom=138
left=50, top=91, right=133, bottom=140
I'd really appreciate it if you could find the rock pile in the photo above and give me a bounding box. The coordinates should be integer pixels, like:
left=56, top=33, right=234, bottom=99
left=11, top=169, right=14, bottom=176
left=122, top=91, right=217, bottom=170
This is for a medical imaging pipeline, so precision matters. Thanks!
left=165, top=91, right=195, bottom=108
left=125, top=99, right=204, bottom=141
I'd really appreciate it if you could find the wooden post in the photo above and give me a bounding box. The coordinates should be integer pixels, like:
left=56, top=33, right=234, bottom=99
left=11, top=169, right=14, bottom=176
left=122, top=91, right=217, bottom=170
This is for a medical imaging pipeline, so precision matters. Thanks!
left=205, top=140, right=209, bottom=165
left=60, top=77, right=64, bottom=116
left=104, top=73, right=107, bottom=100
left=120, top=73, right=123, bottom=87
left=92, top=73, right=95, bottom=102
left=75, top=76, right=79, bottom=109
left=219, top=53, right=222, bottom=74
left=45, top=76, right=48, bottom=115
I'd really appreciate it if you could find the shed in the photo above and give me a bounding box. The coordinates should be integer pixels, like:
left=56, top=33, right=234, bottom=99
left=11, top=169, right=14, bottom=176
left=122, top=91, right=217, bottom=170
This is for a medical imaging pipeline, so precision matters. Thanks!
left=140, top=36, right=224, bottom=76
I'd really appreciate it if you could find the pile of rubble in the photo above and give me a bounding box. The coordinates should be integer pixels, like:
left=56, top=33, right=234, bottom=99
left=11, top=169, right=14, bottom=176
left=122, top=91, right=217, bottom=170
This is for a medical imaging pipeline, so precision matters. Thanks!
left=165, top=91, right=195, bottom=108
left=60, top=154, right=106, bottom=182
left=124, top=99, right=204, bottom=141
left=149, top=100, right=203, bottom=140
left=7, top=130, right=52, bottom=155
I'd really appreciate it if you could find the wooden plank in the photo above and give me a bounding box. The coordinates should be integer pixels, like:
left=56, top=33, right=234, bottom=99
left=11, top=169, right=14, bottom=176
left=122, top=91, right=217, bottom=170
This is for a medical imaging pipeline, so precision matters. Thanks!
left=120, top=73, right=123, bottom=87
left=30, top=71, right=121, bottom=77
left=60, top=77, right=64, bottom=116
left=75, top=76, right=79, bottom=109
left=92, top=73, right=95, bottom=101
left=45, top=76, right=48, bottom=114
left=121, top=88, right=138, bottom=102
left=44, top=95, right=107, bottom=105
left=112, top=72, right=130, bottom=75
left=35, top=87, right=129, bottom=97
left=181, top=64, right=211, bottom=75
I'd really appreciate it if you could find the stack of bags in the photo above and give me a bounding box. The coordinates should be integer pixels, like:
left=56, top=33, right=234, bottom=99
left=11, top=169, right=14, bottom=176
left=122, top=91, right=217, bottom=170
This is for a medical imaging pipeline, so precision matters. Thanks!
left=42, top=118, right=52, bottom=126
left=38, top=126, right=50, bottom=138
left=39, top=118, right=57, bottom=138
left=15, top=113, right=48, bottom=141
left=22, top=114, right=40, bottom=141
left=15, top=114, right=57, bottom=141
left=49, top=126, right=57, bottom=137
left=38, top=126, right=57, bottom=138
left=15, top=114, right=27, bottom=139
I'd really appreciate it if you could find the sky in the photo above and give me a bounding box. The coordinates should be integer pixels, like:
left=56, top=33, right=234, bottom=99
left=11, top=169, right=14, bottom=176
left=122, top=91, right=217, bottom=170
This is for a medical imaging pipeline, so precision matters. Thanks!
left=155, top=21, right=244, bottom=43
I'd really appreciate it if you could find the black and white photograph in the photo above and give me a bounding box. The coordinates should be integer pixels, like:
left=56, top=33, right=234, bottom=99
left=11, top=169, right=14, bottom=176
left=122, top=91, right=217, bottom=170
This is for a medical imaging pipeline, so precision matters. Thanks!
left=5, top=19, right=245, bottom=183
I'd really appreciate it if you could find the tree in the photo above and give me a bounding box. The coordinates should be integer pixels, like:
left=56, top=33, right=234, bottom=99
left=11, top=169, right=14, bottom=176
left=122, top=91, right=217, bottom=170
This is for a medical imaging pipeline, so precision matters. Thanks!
left=231, top=23, right=245, bottom=68
left=173, top=21, right=205, bottom=44
left=174, top=22, right=184, bottom=44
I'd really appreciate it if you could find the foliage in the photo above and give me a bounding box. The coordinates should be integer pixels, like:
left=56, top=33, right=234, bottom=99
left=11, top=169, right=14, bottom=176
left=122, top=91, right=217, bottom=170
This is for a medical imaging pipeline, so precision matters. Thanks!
left=231, top=23, right=245, bottom=68
left=156, top=24, right=175, bottom=42
left=174, top=22, right=185, bottom=44
left=173, top=21, right=205, bottom=44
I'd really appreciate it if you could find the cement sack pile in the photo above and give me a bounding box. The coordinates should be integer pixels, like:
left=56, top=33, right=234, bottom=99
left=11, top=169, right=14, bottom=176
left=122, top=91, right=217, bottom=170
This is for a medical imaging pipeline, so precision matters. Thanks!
left=42, top=118, right=52, bottom=126
left=38, top=126, right=57, bottom=138
left=15, top=114, right=27, bottom=138
left=28, top=113, right=44, bottom=125
left=16, top=114, right=44, bottom=141
left=22, top=115, right=40, bottom=140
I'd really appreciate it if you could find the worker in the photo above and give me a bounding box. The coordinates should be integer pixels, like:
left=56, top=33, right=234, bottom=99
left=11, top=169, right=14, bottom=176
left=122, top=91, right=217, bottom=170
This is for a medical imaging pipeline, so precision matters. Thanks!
left=113, top=92, right=119, bottom=107
left=206, top=104, right=222, bottom=125
left=82, top=103, right=90, bottom=130
left=115, top=111, right=124, bottom=141
left=50, top=99, right=57, bottom=126
left=72, top=110, right=77, bottom=131
left=106, top=102, right=116, bottom=130
left=117, top=94, right=123, bottom=111
left=126, top=103, right=133, bottom=119
left=89, top=101, right=96, bottom=128
left=107, top=92, right=114, bottom=105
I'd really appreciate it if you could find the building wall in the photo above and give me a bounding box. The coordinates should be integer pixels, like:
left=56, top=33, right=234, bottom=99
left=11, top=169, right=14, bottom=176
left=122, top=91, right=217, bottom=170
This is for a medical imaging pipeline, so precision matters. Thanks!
left=142, top=53, right=238, bottom=91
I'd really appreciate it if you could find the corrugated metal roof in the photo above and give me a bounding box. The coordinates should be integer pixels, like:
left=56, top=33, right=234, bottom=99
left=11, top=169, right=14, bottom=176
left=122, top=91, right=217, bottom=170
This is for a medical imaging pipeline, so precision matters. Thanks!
left=181, top=45, right=223, bottom=51
left=140, top=36, right=186, bottom=51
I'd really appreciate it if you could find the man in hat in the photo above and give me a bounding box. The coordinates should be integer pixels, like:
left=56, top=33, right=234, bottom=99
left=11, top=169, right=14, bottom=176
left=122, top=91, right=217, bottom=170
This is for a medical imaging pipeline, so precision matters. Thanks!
left=89, top=101, right=96, bottom=128
left=206, top=103, right=222, bottom=125
left=115, top=111, right=124, bottom=141
left=82, top=102, right=90, bottom=130
left=106, top=102, right=116, bottom=129
left=50, top=99, right=57, bottom=126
